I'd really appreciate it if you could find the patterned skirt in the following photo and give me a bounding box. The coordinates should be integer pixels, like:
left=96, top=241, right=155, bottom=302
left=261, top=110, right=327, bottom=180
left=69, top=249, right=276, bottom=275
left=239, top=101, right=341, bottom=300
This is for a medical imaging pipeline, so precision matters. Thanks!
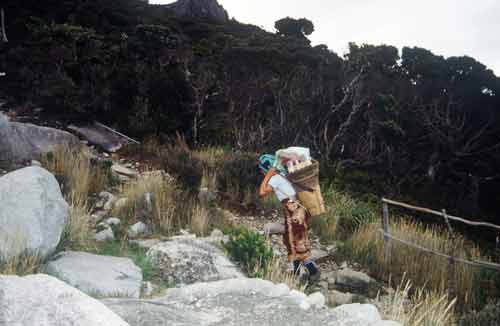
left=282, top=200, right=312, bottom=262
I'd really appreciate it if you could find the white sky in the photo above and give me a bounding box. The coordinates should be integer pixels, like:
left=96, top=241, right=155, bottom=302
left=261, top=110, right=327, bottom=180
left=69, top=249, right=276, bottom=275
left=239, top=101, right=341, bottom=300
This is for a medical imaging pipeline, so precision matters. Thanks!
left=151, top=0, right=500, bottom=75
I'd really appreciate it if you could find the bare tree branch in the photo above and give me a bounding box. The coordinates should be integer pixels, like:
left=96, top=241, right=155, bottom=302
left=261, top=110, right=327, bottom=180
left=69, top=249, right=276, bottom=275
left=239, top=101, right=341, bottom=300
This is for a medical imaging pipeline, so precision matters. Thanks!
left=1, top=9, right=7, bottom=42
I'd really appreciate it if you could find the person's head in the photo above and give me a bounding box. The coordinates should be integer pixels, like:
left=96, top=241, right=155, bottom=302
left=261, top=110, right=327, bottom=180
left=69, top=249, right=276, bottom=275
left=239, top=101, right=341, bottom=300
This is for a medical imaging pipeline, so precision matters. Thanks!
left=285, top=199, right=299, bottom=212
left=258, top=154, right=275, bottom=174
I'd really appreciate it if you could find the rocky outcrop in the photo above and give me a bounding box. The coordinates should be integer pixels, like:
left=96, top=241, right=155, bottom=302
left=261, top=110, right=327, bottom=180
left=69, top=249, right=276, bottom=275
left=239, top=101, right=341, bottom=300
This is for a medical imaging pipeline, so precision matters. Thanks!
left=167, top=0, right=229, bottom=24
left=146, top=235, right=244, bottom=285
left=0, top=112, right=78, bottom=163
left=0, top=274, right=130, bottom=326
left=0, top=166, right=69, bottom=260
left=67, top=123, right=130, bottom=153
left=45, top=251, right=143, bottom=298
left=103, top=278, right=400, bottom=326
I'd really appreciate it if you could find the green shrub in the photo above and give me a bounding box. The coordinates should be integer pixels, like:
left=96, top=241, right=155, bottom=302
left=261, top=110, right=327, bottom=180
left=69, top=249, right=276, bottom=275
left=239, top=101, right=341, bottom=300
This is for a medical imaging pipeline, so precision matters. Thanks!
left=216, top=152, right=259, bottom=204
left=224, top=227, right=273, bottom=277
left=312, top=185, right=377, bottom=242
left=160, top=146, right=203, bottom=192
left=459, top=301, right=500, bottom=326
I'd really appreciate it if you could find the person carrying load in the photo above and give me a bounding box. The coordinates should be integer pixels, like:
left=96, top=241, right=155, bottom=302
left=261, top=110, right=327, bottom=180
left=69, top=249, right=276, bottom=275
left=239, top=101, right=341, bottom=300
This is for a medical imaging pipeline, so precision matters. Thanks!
left=258, top=154, right=321, bottom=282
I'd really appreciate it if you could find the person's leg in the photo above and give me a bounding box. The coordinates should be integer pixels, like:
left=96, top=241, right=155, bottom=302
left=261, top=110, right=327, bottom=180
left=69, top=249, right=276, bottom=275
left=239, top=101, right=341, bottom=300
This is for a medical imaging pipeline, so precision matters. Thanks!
left=303, top=258, right=320, bottom=282
left=293, top=260, right=301, bottom=275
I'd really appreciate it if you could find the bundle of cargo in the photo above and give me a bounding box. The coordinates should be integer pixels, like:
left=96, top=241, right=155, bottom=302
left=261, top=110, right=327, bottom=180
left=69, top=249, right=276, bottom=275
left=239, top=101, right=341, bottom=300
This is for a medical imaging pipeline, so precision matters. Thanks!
left=275, top=147, right=326, bottom=216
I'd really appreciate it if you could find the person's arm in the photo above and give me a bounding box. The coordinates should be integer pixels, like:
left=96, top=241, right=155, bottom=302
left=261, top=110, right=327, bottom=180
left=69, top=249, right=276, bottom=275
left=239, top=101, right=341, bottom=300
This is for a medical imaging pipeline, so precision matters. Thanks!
left=259, top=168, right=277, bottom=197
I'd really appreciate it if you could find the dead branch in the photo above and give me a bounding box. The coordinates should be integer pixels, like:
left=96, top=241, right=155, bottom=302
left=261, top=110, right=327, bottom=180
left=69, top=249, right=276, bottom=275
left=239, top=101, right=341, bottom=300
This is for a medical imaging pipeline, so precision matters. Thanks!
left=1, top=9, right=7, bottom=42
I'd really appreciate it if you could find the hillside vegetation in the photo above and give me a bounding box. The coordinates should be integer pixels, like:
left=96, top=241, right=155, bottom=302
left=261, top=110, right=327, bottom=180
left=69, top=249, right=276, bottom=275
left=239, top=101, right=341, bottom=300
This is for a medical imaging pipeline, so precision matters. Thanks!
left=1, top=0, right=500, bottom=224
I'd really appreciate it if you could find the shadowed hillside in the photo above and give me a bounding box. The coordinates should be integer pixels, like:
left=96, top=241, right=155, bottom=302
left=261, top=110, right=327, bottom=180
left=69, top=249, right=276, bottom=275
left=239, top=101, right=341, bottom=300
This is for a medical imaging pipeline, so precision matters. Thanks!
left=1, top=0, right=500, bottom=226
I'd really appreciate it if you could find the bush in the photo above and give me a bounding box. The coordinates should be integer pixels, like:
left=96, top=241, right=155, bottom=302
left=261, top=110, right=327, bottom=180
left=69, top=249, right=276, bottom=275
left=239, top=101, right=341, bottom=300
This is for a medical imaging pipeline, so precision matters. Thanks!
left=459, top=301, right=500, bottom=326
left=224, top=227, right=273, bottom=277
left=160, top=146, right=203, bottom=192
left=216, top=152, right=259, bottom=200
left=112, top=173, right=189, bottom=236
left=311, top=185, right=377, bottom=242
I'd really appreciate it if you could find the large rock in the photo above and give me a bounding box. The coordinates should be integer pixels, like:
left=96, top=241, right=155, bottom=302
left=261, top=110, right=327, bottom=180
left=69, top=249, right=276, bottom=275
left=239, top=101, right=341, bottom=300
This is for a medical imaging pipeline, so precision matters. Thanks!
left=146, top=237, right=244, bottom=285
left=0, top=112, right=78, bottom=163
left=0, top=166, right=69, bottom=260
left=68, top=122, right=131, bottom=153
left=167, top=0, right=229, bottom=23
left=335, top=268, right=376, bottom=291
left=0, top=274, right=130, bottom=326
left=45, top=251, right=143, bottom=298
left=104, top=278, right=400, bottom=326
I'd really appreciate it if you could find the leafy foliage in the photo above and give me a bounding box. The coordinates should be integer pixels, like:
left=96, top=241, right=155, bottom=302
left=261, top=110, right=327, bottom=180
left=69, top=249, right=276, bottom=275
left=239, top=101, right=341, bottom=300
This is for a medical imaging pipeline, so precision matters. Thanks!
left=224, top=227, right=273, bottom=277
left=275, top=17, right=314, bottom=39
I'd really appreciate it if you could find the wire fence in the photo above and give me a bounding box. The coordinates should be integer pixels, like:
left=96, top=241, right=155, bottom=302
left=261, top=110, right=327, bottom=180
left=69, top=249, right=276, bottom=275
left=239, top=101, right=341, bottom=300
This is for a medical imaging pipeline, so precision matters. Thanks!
left=380, top=198, right=500, bottom=271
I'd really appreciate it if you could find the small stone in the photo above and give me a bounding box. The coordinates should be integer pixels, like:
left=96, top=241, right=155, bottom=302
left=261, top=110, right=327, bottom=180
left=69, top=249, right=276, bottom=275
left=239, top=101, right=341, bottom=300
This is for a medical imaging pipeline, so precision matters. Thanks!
left=105, top=217, right=121, bottom=227
left=329, top=290, right=354, bottom=306
left=142, top=281, right=155, bottom=297
left=128, top=222, right=150, bottom=239
left=210, top=229, right=224, bottom=238
left=306, top=292, right=326, bottom=309
left=95, top=227, right=114, bottom=242
left=299, top=300, right=311, bottom=310
left=129, top=238, right=162, bottom=250
left=112, top=164, right=138, bottom=178
left=318, top=281, right=328, bottom=289
left=90, top=209, right=108, bottom=224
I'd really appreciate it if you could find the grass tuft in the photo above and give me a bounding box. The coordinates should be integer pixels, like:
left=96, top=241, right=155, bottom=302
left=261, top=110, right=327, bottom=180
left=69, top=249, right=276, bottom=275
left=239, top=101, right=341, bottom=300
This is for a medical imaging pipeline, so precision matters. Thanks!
left=342, top=219, right=496, bottom=309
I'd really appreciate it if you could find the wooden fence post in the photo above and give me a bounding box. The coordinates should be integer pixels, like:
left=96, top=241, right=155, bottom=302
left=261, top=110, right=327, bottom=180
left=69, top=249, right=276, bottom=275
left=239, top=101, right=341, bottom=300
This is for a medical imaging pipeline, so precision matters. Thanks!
left=443, top=209, right=456, bottom=299
left=382, top=201, right=391, bottom=264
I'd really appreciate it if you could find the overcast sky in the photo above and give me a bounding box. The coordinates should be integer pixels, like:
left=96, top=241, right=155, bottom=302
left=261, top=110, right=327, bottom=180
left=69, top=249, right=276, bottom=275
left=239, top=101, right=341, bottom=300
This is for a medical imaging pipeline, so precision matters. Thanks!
left=151, top=0, right=500, bottom=75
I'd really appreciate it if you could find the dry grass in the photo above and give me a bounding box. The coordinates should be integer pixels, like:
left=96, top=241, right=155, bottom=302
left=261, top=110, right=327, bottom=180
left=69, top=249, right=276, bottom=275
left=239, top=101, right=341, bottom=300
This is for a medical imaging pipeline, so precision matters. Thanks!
left=383, top=276, right=457, bottom=326
left=42, top=145, right=108, bottom=203
left=344, top=219, right=492, bottom=308
left=311, top=186, right=376, bottom=242
left=252, top=255, right=306, bottom=292
left=61, top=197, right=93, bottom=250
left=0, top=254, right=43, bottom=275
left=42, top=145, right=110, bottom=250
left=112, top=173, right=186, bottom=235
left=192, top=147, right=229, bottom=169
left=190, top=203, right=210, bottom=236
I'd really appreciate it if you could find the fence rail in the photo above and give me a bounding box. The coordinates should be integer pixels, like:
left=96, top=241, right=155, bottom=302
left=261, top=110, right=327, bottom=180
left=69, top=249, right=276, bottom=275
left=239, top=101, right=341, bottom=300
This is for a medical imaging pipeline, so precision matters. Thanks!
left=381, top=197, right=500, bottom=296
left=382, top=198, right=500, bottom=231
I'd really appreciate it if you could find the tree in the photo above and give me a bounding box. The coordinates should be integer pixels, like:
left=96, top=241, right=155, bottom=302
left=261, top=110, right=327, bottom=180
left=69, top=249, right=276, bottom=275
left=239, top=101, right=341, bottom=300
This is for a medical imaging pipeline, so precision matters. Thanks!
left=274, top=17, right=314, bottom=39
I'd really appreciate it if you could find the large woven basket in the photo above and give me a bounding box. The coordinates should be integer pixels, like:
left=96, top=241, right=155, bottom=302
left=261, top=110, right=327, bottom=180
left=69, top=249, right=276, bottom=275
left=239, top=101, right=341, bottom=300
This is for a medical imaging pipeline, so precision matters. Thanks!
left=288, top=160, right=325, bottom=216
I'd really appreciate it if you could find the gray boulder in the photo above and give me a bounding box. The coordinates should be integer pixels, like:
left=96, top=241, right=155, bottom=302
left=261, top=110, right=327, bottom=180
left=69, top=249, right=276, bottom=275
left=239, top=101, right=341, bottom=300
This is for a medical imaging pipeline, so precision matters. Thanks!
left=45, top=251, right=143, bottom=298
left=95, top=227, right=115, bottom=242
left=67, top=123, right=128, bottom=153
left=329, top=290, right=354, bottom=306
left=167, top=0, right=229, bottom=23
left=103, top=278, right=400, bottom=326
left=0, top=112, right=78, bottom=163
left=128, top=221, right=151, bottom=239
left=335, top=268, right=376, bottom=291
left=0, top=274, right=130, bottom=326
left=146, top=237, right=244, bottom=285
left=0, top=166, right=69, bottom=260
